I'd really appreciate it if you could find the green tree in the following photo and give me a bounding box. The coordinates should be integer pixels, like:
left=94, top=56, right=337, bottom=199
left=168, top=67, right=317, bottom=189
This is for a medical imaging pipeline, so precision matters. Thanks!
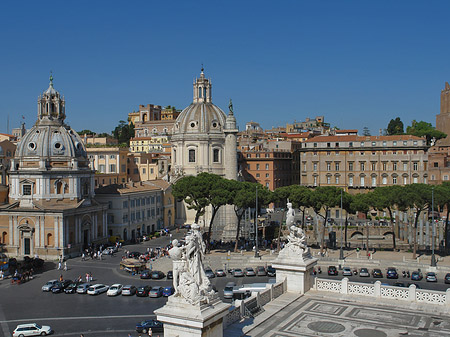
left=362, top=127, right=371, bottom=136
left=386, top=117, right=404, bottom=135
left=78, top=129, right=95, bottom=135
left=406, top=120, right=447, bottom=145
left=113, top=120, right=135, bottom=145
left=229, top=181, right=272, bottom=252
left=403, top=183, right=432, bottom=259
left=309, top=186, right=343, bottom=254
left=350, top=192, right=372, bottom=255
left=273, top=186, right=294, bottom=251
left=339, top=191, right=354, bottom=248
left=371, top=185, right=406, bottom=250
left=172, top=175, right=209, bottom=223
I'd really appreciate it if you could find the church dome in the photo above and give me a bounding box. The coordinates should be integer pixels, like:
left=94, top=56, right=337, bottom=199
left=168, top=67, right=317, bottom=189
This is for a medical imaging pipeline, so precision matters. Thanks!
left=173, top=68, right=227, bottom=136
left=15, top=76, right=88, bottom=161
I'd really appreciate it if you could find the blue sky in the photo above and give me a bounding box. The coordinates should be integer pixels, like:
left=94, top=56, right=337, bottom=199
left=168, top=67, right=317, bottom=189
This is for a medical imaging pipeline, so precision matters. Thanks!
left=1, top=1, right=449, bottom=135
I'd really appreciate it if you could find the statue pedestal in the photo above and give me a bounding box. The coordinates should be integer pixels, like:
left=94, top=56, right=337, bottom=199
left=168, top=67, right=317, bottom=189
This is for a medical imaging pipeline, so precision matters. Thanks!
left=272, top=254, right=318, bottom=294
left=155, top=295, right=231, bottom=337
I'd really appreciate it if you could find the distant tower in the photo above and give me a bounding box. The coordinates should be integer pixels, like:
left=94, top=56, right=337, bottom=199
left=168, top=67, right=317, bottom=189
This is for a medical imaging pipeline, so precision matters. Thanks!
left=437, top=82, right=450, bottom=137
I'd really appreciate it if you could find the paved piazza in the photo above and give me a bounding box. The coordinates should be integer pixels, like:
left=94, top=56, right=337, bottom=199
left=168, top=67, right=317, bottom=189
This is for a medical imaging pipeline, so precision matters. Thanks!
left=242, top=295, right=450, bottom=337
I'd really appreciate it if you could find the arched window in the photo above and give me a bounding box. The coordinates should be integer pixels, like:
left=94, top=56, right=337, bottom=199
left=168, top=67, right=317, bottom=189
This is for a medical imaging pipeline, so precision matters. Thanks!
left=213, top=149, right=220, bottom=163
left=56, top=181, right=62, bottom=194
left=1, top=231, right=7, bottom=244
left=47, top=233, right=53, bottom=246
left=189, top=149, right=195, bottom=163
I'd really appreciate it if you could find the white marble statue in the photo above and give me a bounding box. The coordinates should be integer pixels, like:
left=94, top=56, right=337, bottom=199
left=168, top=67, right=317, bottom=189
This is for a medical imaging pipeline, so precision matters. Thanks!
left=286, top=202, right=295, bottom=227
left=278, top=225, right=311, bottom=260
left=169, top=223, right=215, bottom=304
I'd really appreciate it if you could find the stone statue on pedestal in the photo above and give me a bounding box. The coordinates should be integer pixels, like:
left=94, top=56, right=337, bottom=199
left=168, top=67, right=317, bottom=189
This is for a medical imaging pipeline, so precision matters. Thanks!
left=286, top=202, right=295, bottom=227
left=169, top=223, right=215, bottom=305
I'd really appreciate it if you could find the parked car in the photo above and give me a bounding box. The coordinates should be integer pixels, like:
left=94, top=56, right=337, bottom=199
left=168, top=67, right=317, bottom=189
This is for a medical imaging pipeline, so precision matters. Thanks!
left=42, top=280, right=58, bottom=292
left=342, top=267, right=352, bottom=276
left=13, top=323, right=53, bottom=337
left=223, top=282, right=236, bottom=299
left=215, top=269, right=226, bottom=277
left=76, top=283, right=91, bottom=294
left=64, top=282, right=80, bottom=294
left=359, top=268, right=370, bottom=277
left=256, top=266, right=267, bottom=276
left=107, top=284, right=123, bottom=296
left=163, top=286, right=174, bottom=297
left=167, top=271, right=173, bottom=280
left=149, top=286, right=164, bottom=298
left=426, top=272, right=437, bottom=282
left=445, top=273, right=450, bottom=284
left=151, top=271, right=165, bottom=280
left=372, top=269, right=383, bottom=278
left=122, top=285, right=137, bottom=296
left=233, top=268, right=244, bottom=277
left=244, top=267, right=256, bottom=276
left=87, top=284, right=109, bottom=295
left=51, top=280, right=72, bottom=293
left=328, top=266, right=338, bottom=276
left=136, top=285, right=152, bottom=297
left=205, top=268, right=215, bottom=278
left=136, top=319, right=164, bottom=334
left=267, top=266, right=276, bottom=277
left=411, top=271, right=423, bottom=281
left=386, top=267, right=398, bottom=279
left=140, top=270, right=152, bottom=279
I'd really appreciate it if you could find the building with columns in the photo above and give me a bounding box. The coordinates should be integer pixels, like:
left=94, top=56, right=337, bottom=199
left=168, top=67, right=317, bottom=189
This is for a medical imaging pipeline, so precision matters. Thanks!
left=170, top=68, right=238, bottom=239
left=0, top=77, right=108, bottom=259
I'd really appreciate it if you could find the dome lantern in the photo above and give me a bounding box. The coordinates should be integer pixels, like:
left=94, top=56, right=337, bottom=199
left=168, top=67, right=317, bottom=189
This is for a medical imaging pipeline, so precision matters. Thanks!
left=37, top=73, right=66, bottom=124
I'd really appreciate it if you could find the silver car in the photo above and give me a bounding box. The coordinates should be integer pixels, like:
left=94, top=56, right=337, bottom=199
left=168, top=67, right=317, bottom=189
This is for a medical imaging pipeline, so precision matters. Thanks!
left=342, top=267, right=352, bottom=276
left=233, top=268, right=244, bottom=277
left=76, top=283, right=92, bottom=294
left=87, top=284, right=109, bottom=295
left=256, top=266, right=267, bottom=276
left=244, top=267, right=256, bottom=276
left=223, top=282, right=236, bottom=299
left=42, top=280, right=58, bottom=292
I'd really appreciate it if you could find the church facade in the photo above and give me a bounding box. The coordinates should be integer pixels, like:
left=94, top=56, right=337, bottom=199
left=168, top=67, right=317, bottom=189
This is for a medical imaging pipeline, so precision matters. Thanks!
left=0, top=77, right=107, bottom=259
left=170, top=69, right=238, bottom=239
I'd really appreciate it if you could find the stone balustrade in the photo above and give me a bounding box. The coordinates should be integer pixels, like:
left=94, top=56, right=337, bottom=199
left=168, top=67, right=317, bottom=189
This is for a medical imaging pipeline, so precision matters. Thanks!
left=223, top=278, right=287, bottom=328
left=314, top=277, right=450, bottom=306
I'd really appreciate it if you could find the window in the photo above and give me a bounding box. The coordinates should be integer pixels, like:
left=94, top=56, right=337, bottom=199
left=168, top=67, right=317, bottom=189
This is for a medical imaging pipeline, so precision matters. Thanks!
left=23, top=184, right=31, bottom=195
left=393, top=162, right=397, bottom=171
left=372, top=141, right=376, bottom=146
left=382, top=162, right=387, bottom=171
left=313, top=163, right=317, bottom=171
left=348, top=162, right=353, bottom=171
left=313, top=143, right=317, bottom=148
left=110, top=155, right=116, bottom=159
left=393, top=176, right=397, bottom=184
left=403, top=176, right=407, bottom=185
left=313, top=176, right=317, bottom=186
left=360, top=176, right=365, bottom=186
left=213, top=149, right=220, bottom=163
left=256, top=173, right=260, bottom=177
left=189, top=149, right=195, bottom=163
left=150, top=168, right=154, bottom=174
left=256, top=164, right=260, bottom=170
left=327, top=143, right=331, bottom=148
left=109, top=164, right=116, bottom=173
left=382, top=177, right=387, bottom=185
left=360, top=142, right=365, bottom=147
left=413, top=162, right=418, bottom=171
left=413, top=141, right=418, bottom=145
left=327, top=163, right=331, bottom=171
left=335, top=142, right=339, bottom=148
left=131, top=200, right=135, bottom=208
left=434, top=162, right=439, bottom=167
left=335, top=176, right=339, bottom=184
left=393, top=141, right=397, bottom=146
left=349, top=176, right=353, bottom=187
left=335, top=162, right=340, bottom=171
left=133, top=168, right=138, bottom=174
left=403, top=163, right=408, bottom=171
left=327, top=176, right=331, bottom=184
left=360, top=162, right=365, bottom=171
left=123, top=201, right=128, bottom=208
left=403, top=141, right=407, bottom=146
left=313, top=151, right=317, bottom=156
left=136, top=199, right=140, bottom=207
left=143, top=168, right=146, bottom=174
left=266, top=182, right=270, bottom=188
left=413, top=177, right=418, bottom=183
left=349, top=142, right=353, bottom=147
left=265, top=164, right=269, bottom=170
left=372, top=177, right=376, bottom=187
left=99, top=164, right=105, bottom=173
left=99, top=155, right=105, bottom=159
left=266, top=173, right=269, bottom=177
left=327, top=151, right=331, bottom=156
left=121, top=164, right=126, bottom=173
left=372, top=163, right=377, bottom=171
left=444, top=175, right=449, bottom=181
left=383, top=141, right=387, bottom=146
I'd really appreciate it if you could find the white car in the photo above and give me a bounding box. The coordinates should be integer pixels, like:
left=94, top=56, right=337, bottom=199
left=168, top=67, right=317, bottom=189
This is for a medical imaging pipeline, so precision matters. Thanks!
left=13, top=323, right=52, bottom=336
left=107, top=284, right=123, bottom=296
left=87, top=284, right=109, bottom=295
left=42, top=280, right=58, bottom=292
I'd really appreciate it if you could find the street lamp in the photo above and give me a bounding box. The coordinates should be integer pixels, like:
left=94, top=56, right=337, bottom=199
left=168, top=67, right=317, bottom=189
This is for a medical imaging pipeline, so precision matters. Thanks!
left=254, top=185, right=259, bottom=258
left=339, top=189, right=344, bottom=260
left=431, top=186, right=436, bottom=267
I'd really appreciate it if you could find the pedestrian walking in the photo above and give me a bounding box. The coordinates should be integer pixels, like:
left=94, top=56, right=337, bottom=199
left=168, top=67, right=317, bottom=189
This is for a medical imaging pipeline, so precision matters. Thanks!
left=148, top=327, right=152, bottom=336
left=82, top=252, right=85, bottom=261
left=57, top=261, right=62, bottom=270
left=64, top=262, right=68, bottom=271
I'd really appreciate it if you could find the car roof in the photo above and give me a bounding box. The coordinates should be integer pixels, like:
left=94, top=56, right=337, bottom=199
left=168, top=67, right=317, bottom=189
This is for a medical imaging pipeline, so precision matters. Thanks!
left=16, top=323, right=38, bottom=328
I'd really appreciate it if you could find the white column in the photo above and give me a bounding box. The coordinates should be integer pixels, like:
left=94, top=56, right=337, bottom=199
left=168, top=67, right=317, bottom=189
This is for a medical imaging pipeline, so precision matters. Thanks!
left=63, top=217, right=68, bottom=247
left=35, top=219, right=40, bottom=248
left=13, top=217, right=19, bottom=246
left=9, top=216, right=13, bottom=245
left=40, top=216, right=45, bottom=247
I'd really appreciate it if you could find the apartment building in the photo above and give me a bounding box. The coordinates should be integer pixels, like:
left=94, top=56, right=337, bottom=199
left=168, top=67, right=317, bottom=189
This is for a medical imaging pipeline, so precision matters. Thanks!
left=87, top=147, right=128, bottom=186
left=299, top=134, right=429, bottom=190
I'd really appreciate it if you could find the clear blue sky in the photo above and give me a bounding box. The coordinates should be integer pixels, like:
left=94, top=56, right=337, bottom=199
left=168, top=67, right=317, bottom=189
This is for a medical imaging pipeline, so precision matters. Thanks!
left=1, top=1, right=449, bottom=135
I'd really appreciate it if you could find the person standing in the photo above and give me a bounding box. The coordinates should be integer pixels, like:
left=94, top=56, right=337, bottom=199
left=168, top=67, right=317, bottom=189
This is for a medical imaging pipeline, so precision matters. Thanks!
left=64, top=261, right=68, bottom=271
left=148, top=327, right=152, bottom=336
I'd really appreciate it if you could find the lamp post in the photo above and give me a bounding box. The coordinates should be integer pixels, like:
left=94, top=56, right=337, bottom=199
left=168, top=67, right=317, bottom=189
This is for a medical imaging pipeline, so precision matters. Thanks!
left=255, top=185, right=259, bottom=258
left=339, top=189, right=344, bottom=260
left=431, top=186, right=436, bottom=267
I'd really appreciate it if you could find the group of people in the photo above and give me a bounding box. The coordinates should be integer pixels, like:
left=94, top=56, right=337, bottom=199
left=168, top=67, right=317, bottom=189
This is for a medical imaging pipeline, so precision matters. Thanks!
left=10, top=268, right=33, bottom=284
